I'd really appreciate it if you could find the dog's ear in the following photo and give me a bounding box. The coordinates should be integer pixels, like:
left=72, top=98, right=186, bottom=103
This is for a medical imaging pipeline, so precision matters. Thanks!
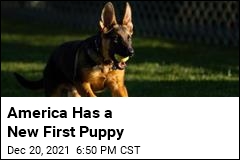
left=122, top=2, right=133, bottom=34
left=99, top=2, right=117, bottom=33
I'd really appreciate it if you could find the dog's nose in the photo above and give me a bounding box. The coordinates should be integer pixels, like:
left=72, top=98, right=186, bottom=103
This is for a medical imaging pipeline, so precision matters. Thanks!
left=128, top=48, right=134, bottom=57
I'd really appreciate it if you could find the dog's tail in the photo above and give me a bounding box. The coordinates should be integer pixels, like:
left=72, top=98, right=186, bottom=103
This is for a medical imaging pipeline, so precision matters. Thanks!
left=14, top=73, right=44, bottom=90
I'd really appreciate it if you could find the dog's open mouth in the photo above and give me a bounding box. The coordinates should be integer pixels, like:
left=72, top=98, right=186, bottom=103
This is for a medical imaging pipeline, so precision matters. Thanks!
left=114, top=54, right=129, bottom=70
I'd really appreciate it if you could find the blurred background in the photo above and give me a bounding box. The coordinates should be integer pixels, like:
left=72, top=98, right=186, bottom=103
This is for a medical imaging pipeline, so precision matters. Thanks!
left=1, top=1, right=239, bottom=96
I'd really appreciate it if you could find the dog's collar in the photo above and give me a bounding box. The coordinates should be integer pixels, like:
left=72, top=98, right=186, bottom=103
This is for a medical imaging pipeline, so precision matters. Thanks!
left=86, top=34, right=103, bottom=65
left=93, top=34, right=101, bottom=54
left=87, top=35, right=124, bottom=71
left=73, top=35, right=102, bottom=81
left=73, top=35, right=125, bottom=81
left=73, top=49, right=79, bottom=82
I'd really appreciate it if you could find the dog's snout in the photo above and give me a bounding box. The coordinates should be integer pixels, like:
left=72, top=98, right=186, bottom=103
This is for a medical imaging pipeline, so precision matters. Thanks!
left=128, top=47, right=134, bottom=56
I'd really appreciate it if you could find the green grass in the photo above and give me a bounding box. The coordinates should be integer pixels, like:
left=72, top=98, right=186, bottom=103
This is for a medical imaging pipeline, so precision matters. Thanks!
left=1, top=19, right=239, bottom=97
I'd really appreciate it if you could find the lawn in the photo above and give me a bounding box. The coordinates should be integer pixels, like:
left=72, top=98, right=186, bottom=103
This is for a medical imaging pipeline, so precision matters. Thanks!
left=1, top=19, right=239, bottom=97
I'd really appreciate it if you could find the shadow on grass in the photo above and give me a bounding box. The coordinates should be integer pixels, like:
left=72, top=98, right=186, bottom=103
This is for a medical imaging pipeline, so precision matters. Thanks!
left=1, top=40, right=239, bottom=97
left=1, top=41, right=53, bottom=63
left=1, top=18, right=239, bottom=97
left=1, top=71, right=43, bottom=97
left=2, top=17, right=239, bottom=75
left=132, top=46, right=239, bottom=75
left=125, top=80, right=239, bottom=97
left=2, top=41, right=239, bottom=75
left=2, top=69, right=238, bottom=97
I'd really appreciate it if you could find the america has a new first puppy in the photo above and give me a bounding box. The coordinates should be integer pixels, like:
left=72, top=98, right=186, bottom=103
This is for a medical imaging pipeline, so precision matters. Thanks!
left=14, top=2, right=134, bottom=97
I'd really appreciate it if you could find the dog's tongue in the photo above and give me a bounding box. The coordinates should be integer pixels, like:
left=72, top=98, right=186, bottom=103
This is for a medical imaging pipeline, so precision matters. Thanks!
left=118, top=61, right=127, bottom=69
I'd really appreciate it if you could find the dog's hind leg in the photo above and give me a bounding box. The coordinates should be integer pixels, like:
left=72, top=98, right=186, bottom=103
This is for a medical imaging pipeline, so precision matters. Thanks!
left=108, top=84, right=128, bottom=97
left=47, top=84, right=65, bottom=97
left=67, top=86, right=81, bottom=97
left=47, top=84, right=81, bottom=97
left=76, top=82, right=96, bottom=97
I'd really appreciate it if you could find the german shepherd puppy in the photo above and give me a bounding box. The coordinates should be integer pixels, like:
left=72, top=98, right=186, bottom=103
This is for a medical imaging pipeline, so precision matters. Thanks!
left=14, top=2, right=134, bottom=97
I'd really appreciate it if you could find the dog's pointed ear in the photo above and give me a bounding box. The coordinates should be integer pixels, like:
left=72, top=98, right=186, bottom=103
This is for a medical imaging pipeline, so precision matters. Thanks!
left=122, top=2, right=133, bottom=34
left=99, top=2, right=117, bottom=33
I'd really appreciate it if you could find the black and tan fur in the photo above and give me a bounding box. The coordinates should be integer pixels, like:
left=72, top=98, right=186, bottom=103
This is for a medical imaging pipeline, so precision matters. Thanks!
left=14, top=2, right=134, bottom=97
